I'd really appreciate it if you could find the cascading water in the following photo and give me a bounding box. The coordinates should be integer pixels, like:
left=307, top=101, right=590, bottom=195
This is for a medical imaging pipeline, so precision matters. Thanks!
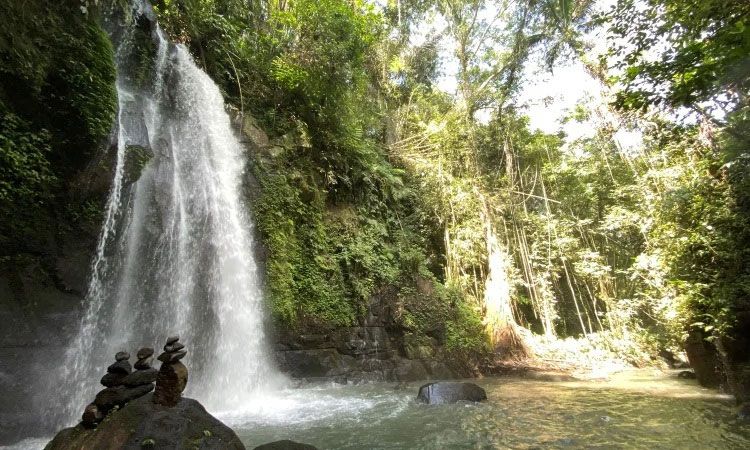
left=54, top=1, right=278, bottom=426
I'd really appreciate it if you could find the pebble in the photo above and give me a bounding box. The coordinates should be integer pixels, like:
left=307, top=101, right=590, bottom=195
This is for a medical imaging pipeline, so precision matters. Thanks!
left=115, top=351, right=130, bottom=362
left=166, top=336, right=180, bottom=345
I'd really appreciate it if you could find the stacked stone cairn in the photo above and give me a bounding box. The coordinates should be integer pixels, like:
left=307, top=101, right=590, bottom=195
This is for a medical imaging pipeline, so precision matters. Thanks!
left=153, top=336, right=188, bottom=407
left=81, top=348, right=158, bottom=428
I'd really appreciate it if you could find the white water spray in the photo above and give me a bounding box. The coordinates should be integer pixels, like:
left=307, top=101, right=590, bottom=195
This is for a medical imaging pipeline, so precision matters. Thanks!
left=56, top=1, right=278, bottom=425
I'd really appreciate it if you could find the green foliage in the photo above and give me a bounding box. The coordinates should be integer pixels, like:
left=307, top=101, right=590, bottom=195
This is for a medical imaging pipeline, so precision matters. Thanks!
left=606, top=0, right=750, bottom=114
left=253, top=172, right=351, bottom=327
left=650, top=133, right=750, bottom=337
left=0, top=107, right=56, bottom=249
left=0, top=1, right=117, bottom=255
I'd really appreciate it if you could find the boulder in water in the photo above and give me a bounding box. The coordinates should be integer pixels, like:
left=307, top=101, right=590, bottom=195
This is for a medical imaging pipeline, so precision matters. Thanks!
left=416, top=382, right=487, bottom=404
left=46, top=394, right=244, bottom=450
left=253, top=440, right=319, bottom=450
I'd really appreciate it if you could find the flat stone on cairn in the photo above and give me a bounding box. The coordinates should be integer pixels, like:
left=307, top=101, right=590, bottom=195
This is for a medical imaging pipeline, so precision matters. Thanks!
left=122, top=347, right=158, bottom=387
left=154, top=336, right=188, bottom=407
left=134, top=347, right=154, bottom=370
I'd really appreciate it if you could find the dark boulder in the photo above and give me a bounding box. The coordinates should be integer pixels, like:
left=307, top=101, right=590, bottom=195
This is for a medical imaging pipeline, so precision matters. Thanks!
left=684, top=330, right=722, bottom=388
left=254, top=440, right=318, bottom=450
left=416, top=382, right=487, bottom=404
left=45, top=393, right=245, bottom=449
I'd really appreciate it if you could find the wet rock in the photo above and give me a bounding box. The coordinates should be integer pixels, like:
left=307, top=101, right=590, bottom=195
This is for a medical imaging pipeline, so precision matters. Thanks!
left=254, top=440, right=318, bottom=450
left=94, top=383, right=154, bottom=413
left=158, top=349, right=187, bottom=363
left=81, top=404, right=102, bottom=428
left=107, top=360, right=132, bottom=375
left=739, top=403, right=750, bottom=420
left=114, top=351, right=130, bottom=361
left=100, top=372, right=126, bottom=388
left=394, top=359, right=429, bottom=381
left=134, top=356, right=153, bottom=370
left=121, top=383, right=154, bottom=403
left=94, top=386, right=125, bottom=412
left=684, top=330, right=722, bottom=388
left=122, top=368, right=157, bottom=386
left=46, top=394, right=244, bottom=450
left=416, top=382, right=487, bottom=405
left=164, top=342, right=185, bottom=352
left=678, top=370, right=697, bottom=379
left=166, top=335, right=180, bottom=345
left=136, top=347, right=154, bottom=359
left=154, top=361, right=188, bottom=407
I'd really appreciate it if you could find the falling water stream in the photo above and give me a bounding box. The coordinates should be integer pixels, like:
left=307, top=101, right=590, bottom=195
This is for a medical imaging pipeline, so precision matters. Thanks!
left=54, top=0, right=278, bottom=426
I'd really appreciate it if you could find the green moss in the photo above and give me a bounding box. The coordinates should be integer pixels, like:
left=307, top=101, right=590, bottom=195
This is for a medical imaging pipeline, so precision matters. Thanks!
left=0, top=2, right=118, bottom=255
left=124, top=145, right=154, bottom=184
left=0, top=107, right=56, bottom=249
left=254, top=172, right=354, bottom=327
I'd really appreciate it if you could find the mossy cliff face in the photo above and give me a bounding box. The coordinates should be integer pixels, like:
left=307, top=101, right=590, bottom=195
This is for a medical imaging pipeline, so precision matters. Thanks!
left=0, top=2, right=140, bottom=444
left=0, top=0, right=118, bottom=283
left=233, top=111, right=488, bottom=382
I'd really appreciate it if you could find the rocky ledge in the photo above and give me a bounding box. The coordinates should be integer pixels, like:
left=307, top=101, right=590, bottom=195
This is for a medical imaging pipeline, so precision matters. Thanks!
left=46, top=336, right=244, bottom=449
left=45, top=393, right=244, bottom=450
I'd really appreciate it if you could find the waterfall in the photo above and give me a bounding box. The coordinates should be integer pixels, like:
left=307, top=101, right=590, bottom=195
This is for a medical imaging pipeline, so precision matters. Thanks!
left=54, top=1, right=278, bottom=426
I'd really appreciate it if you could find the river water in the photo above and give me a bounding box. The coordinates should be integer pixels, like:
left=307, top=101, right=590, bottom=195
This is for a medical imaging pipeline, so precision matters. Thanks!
left=219, top=370, right=749, bottom=449
left=4, top=369, right=749, bottom=449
